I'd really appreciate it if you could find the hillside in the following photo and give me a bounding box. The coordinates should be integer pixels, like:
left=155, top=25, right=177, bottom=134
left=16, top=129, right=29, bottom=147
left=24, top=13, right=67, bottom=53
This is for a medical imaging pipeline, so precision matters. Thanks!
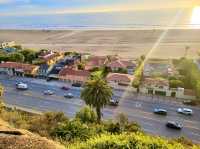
left=0, top=119, right=64, bottom=149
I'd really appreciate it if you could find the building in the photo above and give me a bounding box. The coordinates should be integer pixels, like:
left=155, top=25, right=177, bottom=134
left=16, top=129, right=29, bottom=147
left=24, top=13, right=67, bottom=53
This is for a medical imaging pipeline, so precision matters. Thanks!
left=143, top=59, right=175, bottom=77
left=1, top=47, right=17, bottom=53
left=81, top=53, right=91, bottom=61
left=0, top=62, right=39, bottom=76
left=0, top=41, right=16, bottom=49
left=59, top=67, right=91, bottom=84
left=38, top=50, right=64, bottom=66
left=106, top=60, right=136, bottom=74
left=140, top=77, right=170, bottom=96
left=106, top=73, right=134, bottom=86
left=140, top=77, right=196, bottom=100
left=85, top=56, right=107, bottom=70
left=38, top=64, right=49, bottom=77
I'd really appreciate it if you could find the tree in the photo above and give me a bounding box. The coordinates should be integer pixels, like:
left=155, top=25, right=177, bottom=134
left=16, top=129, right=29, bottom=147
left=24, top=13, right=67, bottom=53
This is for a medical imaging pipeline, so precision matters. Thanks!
left=27, top=52, right=36, bottom=63
left=195, top=80, right=200, bottom=98
left=28, top=112, right=68, bottom=137
left=52, top=120, right=93, bottom=141
left=13, top=45, right=22, bottom=50
left=20, top=49, right=37, bottom=63
left=113, top=68, right=128, bottom=74
left=8, top=52, right=24, bottom=62
left=115, top=113, right=128, bottom=131
left=169, top=80, right=184, bottom=88
left=75, top=106, right=97, bottom=123
left=81, top=76, right=113, bottom=123
left=77, top=62, right=85, bottom=70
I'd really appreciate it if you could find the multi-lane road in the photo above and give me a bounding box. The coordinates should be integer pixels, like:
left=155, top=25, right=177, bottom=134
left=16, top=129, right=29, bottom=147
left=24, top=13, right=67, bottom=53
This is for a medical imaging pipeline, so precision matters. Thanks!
left=0, top=75, right=200, bottom=143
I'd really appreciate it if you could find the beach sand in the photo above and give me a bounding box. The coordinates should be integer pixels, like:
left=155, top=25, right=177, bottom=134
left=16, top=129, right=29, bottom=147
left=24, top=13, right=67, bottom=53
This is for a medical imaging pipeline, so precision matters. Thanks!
left=0, top=29, right=200, bottom=59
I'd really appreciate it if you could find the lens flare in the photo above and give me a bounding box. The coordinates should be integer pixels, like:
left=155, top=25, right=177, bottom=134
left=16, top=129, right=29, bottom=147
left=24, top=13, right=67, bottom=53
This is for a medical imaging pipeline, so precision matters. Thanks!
left=191, top=6, right=200, bottom=25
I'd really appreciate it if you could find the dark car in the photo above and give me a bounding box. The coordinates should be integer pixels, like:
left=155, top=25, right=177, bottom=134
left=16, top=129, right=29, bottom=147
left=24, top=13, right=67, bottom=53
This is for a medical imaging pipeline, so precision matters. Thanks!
left=153, top=108, right=167, bottom=115
left=109, top=99, right=119, bottom=106
left=46, top=77, right=52, bottom=82
left=61, top=86, right=70, bottom=90
left=72, top=83, right=82, bottom=87
left=166, top=121, right=183, bottom=130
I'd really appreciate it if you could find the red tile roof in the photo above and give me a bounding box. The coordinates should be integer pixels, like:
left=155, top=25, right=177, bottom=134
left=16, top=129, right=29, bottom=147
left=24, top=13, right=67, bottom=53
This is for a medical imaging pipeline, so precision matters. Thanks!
left=85, top=56, right=107, bottom=70
left=39, top=51, right=61, bottom=61
left=59, top=67, right=90, bottom=77
left=0, top=62, right=38, bottom=72
left=107, top=60, right=136, bottom=69
left=143, top=77, right=169, bottom=87
left=106, top=73, right=134, bottom=83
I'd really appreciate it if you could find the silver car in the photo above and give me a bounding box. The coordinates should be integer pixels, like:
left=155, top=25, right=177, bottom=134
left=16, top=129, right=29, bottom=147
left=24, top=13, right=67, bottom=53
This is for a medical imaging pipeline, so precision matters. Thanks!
left=43, top=90, right=54, bottom=95
left=177, top=108, right=193, bottom=115
left=64, top=93, right=74, bottom=98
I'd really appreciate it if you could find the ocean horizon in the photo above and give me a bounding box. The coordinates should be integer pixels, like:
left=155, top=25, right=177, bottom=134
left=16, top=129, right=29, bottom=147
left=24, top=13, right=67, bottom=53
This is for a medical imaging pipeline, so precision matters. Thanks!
left=0, top=9, right=200, bottom=30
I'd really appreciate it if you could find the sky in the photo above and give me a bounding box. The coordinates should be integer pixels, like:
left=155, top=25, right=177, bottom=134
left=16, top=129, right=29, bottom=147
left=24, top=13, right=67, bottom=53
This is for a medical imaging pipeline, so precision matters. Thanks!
left=0, top=0, right=199, bottom=16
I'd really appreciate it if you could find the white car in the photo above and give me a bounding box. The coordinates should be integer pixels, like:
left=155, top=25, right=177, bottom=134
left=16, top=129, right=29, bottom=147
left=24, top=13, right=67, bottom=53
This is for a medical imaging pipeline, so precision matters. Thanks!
left=64, top=93, right=74, bottom=98
left=177, top=108, right=193, bottom=115
left=43, top=90, right=54, bottom=95
left=16, top=83, right=28, bottom=90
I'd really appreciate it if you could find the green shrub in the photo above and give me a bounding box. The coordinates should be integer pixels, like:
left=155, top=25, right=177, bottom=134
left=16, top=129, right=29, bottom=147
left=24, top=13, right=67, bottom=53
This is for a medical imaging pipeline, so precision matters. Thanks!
left=28, top=112, right=68, bottom=138
left=8, top=52, right=25, bottom=62
left=52, top=120, right=94, bottom=142
left=68, top=133, right=195, bottom=149
left=169, top=80, right=184, bottom=88
left=75, top=106, right=97, bottom=124
left=124, top=121, right=141, bottom=133
left=0, top=109, right=30, bottom=129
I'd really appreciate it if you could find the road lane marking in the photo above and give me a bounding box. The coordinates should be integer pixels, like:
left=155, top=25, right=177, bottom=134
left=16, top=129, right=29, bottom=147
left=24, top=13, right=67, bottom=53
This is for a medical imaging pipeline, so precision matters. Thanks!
left=5, top=90, right=83, bottom=107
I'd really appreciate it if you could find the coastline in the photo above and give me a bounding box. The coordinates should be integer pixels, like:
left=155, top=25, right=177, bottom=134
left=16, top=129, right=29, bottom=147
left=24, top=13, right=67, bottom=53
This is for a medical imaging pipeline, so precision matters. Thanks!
left=0, top=28, right=200, bottom=59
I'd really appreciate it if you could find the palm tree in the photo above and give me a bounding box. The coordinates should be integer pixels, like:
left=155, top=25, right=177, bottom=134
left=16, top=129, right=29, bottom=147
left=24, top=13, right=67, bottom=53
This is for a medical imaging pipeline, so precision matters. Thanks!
left=81, top=75, right=113, bottom=123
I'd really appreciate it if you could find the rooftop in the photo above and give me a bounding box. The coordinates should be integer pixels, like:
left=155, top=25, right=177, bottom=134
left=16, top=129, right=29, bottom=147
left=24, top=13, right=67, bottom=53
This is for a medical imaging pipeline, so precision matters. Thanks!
left=59, top=67, right=90, bottom=77
left=0, top=62, right=38, bottom=72
left=107, top=73, right=134, bottom=83
left=107, top=60, right=136, bottom=68
left=143, top=77, right=169, bottom=87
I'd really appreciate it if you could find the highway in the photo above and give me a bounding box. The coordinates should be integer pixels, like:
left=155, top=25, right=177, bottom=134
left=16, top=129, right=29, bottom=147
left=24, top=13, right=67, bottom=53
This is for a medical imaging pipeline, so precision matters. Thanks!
left=0, top=75, right=200, bottom=143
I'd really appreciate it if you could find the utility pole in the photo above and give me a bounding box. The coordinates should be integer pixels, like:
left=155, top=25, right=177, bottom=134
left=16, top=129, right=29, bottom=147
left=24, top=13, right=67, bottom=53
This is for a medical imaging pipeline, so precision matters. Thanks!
left=184, top=46, right=190, bottom=58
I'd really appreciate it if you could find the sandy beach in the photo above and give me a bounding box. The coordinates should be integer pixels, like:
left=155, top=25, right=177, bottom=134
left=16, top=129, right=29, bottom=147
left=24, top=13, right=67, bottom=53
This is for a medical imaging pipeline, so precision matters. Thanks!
left=0, top=29, right=200, bottom=59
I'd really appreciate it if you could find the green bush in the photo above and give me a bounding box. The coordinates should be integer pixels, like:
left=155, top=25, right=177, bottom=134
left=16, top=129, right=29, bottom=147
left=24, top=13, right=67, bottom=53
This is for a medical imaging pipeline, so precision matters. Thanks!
left=169, top=80, right=184, bottom=88
left=124, top=121, right=141, bottom=133
left=8, top=52, right=25, bottom=62
left=113, top=68, right=128, bottom=74
left=75, top=106, right=97, bottom=124
left=28, top=112, right=68, bottom=138
left=68, top=133, right=193, bottom=149
left=52, top=120, right=94, bottom=142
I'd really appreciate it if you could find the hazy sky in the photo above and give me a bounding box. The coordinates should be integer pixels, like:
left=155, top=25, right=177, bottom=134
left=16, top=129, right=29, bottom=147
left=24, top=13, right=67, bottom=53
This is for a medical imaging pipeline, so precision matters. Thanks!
left=0, top=0, right=199, bottom=16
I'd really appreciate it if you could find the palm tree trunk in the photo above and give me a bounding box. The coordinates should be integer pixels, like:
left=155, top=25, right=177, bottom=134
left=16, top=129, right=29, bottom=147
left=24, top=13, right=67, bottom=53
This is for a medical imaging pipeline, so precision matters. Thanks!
left=96, top=106, right=101, bottom=123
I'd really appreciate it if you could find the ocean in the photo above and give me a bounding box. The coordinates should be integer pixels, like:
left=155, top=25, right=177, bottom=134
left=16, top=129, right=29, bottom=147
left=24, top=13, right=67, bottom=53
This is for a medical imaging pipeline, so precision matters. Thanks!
left=0, top=8, right=199, bottom=30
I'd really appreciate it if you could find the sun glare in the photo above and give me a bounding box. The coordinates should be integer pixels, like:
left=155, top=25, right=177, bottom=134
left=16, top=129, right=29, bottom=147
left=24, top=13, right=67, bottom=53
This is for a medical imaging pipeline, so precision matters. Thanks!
left=191, top=6, right=200, bottom=25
